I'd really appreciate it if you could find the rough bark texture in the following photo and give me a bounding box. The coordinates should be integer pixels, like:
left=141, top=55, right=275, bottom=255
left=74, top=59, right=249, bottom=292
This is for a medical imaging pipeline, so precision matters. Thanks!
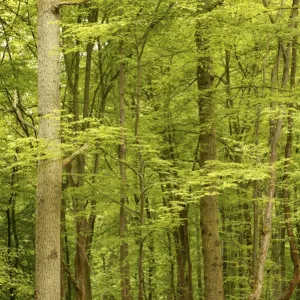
left=196, top=2, right=225, bottom=297
left=35, top=0, right=62, bottom=299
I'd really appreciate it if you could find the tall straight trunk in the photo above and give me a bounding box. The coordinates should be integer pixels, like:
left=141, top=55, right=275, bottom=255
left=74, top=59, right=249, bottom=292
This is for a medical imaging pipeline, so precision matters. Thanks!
left=162, top=196, right=176, bottom=299
left=134, top=7, right=164, bottom=296
left=135, top=56, right=146, bottom=300
left=161, top=126, right=194, bottom=299
left=35, top=0, right=61, bottom=298
left=278, top=107, right=300, bottom=300
left=145, top=197, right=156, bottom=300
left=252, top=104, right=261, bottom=284
left=74, top=9, right=98, bottom=300
left=197, top=90, right=224, bottom=299
left=119, top=43, right=131, bottom=300
left=63, top=11, right=96, bottom=300
left=194, top=205, right=203, bottom=300
left=61, top=187, right=72, bottom=300
left=190, top=138, right=202, bottom=300
left=7, top=170, right=17, bottom=300
left=196, top=1, right=224, bottom=299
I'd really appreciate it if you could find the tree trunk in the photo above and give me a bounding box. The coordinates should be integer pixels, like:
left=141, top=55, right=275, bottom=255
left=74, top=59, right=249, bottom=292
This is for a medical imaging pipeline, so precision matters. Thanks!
left=74, top=10, right=97, bottom=300
left=135, top=55, right=146, bottom=300
left=277, top=3, right=300, bottom=297
left=163, top=196, right=176, bottom=300
left=119, top=41, right=131, bottom=300
left=35, top=0, right=62, bottom=298
left=196, top=1, right=224, bottom=299
left=248, top=116, right=282, bottom=300
left=146, top=197, right=156, bottom=300
left=173, top=205, right=193, bottom=300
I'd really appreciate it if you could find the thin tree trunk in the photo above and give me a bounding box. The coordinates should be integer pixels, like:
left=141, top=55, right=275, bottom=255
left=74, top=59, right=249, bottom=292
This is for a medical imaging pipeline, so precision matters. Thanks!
left=194, top=204, right=203, bottom=300
left=146, top=197, right=155, bottom=300
left=61, top=187, right=72, bottom=300
left=252, top=104, right=261, bottom=284
left=249, top=43, right=283, bottom=295
left=248, top=2, right=300, bottom=296
left=277, top=3, right=300, bottom=297
left=119, top=41, right=131, bottom=300
left=135, top=54, right=146, bottom=300
left=248, top=117, right=282, bottom=300
left=6, top=163, right=19, bottom=300
left=161, top=129, right=194, bottom=299
left=173, top=205, right=193, bottom=300
left=74, top=9, right=97, bottom=300
left=162, top=194, right=176, bottom=299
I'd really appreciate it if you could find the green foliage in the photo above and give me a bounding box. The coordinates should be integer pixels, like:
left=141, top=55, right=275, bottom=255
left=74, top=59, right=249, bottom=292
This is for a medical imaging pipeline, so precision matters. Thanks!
left=2, top=0, right=300, bottom=299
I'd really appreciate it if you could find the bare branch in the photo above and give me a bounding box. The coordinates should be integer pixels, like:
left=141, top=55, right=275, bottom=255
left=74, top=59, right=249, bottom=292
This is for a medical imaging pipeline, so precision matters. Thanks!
left=52, top=0, right=89, bottom=12
left=62, top=143, right=88, bottom=167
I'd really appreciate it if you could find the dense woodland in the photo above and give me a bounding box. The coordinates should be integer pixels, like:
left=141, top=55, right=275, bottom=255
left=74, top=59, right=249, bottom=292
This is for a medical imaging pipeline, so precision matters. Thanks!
left=2, top=0, right=300, bottom=299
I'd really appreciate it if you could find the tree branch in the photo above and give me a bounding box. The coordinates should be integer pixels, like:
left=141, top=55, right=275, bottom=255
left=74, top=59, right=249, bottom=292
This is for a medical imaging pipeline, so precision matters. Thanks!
left=52, top=0, right=89, bottom=12
left=62, top=143, right=88, bottom=167
left=62, top=261, right=82, bottom=293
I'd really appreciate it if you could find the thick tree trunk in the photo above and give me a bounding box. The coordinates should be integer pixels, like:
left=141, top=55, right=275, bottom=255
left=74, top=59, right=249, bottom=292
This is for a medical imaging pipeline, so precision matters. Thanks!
left=35, top=0, right=62, bottom=299
left=196, top=74, right=224, bottom=299
left=196, top=2, right=224, bottom=298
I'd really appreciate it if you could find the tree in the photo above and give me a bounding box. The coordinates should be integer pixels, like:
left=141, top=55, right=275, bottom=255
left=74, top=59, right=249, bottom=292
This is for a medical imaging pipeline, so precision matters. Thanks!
left=196, top=0, right=225, bottom=299
left=35, top=0, right=61, bottom=298
left=4, top=0, right=300, bottom=299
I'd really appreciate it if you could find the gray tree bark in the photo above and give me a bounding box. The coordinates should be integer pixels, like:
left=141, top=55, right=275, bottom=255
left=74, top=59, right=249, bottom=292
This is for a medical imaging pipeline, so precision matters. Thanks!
left=35, top=0, right=62, bottom=299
